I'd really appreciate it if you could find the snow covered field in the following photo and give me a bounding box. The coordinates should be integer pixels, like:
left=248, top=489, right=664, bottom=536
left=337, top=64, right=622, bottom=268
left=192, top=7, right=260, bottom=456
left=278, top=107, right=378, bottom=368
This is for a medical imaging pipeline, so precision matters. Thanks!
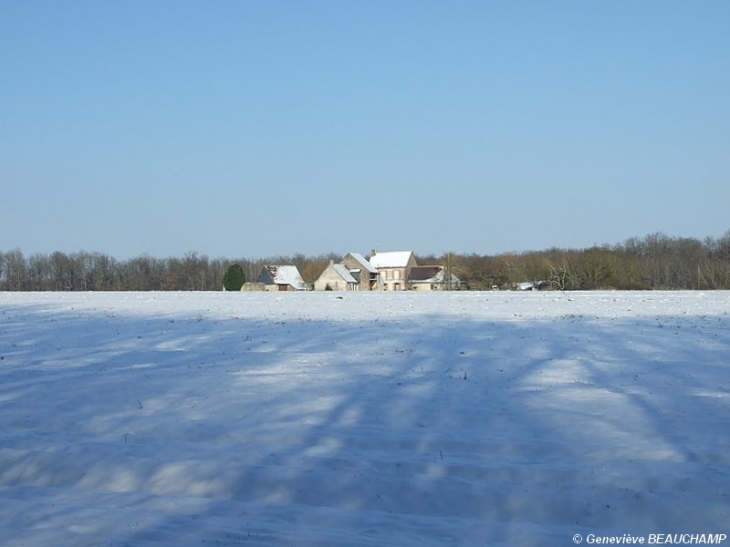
left=1, top=291, right=728, bottom=546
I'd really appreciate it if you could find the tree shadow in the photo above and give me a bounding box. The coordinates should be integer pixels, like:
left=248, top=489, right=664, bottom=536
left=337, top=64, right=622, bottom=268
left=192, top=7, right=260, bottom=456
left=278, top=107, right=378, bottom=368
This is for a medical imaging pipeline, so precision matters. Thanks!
left=0, top=294, right=728, bottom=546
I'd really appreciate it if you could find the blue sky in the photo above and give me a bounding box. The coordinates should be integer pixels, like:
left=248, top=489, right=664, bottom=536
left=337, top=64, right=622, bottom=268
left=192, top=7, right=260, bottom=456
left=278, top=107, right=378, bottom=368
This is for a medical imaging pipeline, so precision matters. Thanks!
left=2, top=1, right=728, bottom=259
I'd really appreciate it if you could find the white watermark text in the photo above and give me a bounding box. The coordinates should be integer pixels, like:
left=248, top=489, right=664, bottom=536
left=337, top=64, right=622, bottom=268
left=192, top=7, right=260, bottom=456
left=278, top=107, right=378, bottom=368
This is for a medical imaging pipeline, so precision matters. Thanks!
left=572, top=533, right=727, bottom=545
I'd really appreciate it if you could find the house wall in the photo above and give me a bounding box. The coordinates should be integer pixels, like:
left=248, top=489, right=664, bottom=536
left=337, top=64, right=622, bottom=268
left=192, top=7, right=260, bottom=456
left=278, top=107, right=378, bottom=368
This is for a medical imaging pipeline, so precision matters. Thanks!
left=377, top=255, right=417, bottom=291
left=263, top=283, right=295, bottom=292
left=379, top=267, right=405, bottom=291
left=241, top=282, right=266, bottom=292
left=409, top=277, right=461, bottom=291
left=409, top=281, right=438, bottom=291
left=341, top=254, right=377, bottom=291
left=314, top=264, right=355, bottom=291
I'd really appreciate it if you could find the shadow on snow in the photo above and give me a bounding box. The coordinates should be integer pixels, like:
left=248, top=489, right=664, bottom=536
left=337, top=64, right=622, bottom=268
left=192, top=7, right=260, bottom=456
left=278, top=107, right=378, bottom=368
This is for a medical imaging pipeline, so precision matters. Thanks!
left=0, top=297, right=728, bottom=546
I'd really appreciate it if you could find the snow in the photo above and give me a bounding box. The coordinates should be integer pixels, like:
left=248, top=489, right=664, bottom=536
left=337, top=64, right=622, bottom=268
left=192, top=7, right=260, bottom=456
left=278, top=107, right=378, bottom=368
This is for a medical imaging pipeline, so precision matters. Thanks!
left=1, top=291, right=728, bottom=546
left=345, top=253, right=378, bottom=274
left=368, top=251, right=414, bottom=269
left=332, top=264, right=358, bottom=285
left=260, top=266, right=307, bottom=291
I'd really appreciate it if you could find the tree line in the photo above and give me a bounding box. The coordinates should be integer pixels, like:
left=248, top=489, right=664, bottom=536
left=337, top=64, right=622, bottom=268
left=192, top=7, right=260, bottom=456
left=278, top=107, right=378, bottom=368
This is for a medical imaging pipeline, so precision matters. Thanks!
left=0, top=249, right=339, bottom=292
left=1, top=231, right=729, bottom=291
left=425, top=231, right=730, bottom=291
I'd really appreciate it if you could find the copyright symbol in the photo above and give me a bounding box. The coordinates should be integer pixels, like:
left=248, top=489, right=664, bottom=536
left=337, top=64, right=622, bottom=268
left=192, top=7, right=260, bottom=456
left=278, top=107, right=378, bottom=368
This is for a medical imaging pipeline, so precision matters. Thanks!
left=574, top=534, right=583, bottom=544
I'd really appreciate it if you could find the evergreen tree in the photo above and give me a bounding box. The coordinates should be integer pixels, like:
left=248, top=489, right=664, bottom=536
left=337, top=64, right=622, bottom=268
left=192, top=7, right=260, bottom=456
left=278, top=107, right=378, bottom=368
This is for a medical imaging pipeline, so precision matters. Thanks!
left=222, top=264, right=246, bottom=291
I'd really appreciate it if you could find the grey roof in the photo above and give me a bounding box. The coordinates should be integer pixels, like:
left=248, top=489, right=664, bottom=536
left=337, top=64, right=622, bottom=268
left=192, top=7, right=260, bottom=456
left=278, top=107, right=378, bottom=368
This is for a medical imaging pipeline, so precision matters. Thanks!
left=333, top=264, right=358, bottom=284
left=346, top=253, right=378, bottom=274
left=409, top=266, right=460, bottom=284
left=409, top=266, right=442, bottom=281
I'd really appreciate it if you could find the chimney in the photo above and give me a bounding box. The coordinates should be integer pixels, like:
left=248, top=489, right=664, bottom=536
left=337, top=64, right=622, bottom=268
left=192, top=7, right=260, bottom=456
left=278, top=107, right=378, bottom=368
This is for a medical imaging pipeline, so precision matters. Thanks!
left=371, top=249, right=377, bottom=257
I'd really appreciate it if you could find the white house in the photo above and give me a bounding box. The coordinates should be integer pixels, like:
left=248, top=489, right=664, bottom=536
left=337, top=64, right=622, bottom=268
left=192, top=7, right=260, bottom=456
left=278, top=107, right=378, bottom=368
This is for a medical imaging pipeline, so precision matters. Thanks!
left=368, top=250, right=417, bottom=291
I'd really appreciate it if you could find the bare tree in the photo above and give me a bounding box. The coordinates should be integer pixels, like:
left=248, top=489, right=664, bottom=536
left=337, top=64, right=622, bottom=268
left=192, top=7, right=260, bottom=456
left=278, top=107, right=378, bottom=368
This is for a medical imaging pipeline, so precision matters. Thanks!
left=3, top=249, right=26, bottom=291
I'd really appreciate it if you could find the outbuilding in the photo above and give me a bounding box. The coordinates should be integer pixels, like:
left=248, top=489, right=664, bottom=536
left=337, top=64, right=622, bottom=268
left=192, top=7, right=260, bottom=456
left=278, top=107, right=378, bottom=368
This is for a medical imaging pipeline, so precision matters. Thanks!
left=256, top=265, right=308, bottom=291
left=313, top=260, right=359, bottom=291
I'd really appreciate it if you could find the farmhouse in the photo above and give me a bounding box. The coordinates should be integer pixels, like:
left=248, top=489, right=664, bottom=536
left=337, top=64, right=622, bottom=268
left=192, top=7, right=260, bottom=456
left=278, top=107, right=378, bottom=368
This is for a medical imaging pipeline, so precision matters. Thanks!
left=256, top=265, right=308, bottom=292
left=408, top=265, right=461, bottom=291
left=369, top=250, right=417, bottom=291
left=314, top=260, right=359, bottom=291
left=340, top=252, right=379, bottom=291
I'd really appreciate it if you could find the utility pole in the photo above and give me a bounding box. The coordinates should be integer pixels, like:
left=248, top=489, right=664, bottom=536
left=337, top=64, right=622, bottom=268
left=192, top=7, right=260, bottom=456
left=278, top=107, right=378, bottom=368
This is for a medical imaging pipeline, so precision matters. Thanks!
left=445, top=252, right=452, bottom=291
